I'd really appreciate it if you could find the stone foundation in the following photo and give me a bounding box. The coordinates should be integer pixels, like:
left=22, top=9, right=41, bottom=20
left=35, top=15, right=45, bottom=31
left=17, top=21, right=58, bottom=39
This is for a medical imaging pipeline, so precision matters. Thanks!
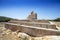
left=5, top=23, right=60, bottom=37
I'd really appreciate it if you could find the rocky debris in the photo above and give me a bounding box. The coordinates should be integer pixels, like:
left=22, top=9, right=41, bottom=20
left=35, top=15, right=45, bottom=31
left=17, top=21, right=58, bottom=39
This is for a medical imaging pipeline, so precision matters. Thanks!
left=17, top=32, right=29, bottom=38
left=0, top=27, right=60, bottom=40
left=0, top=28, right=20, bottom=40
left=3, top=29, right=12, bottom=34
left=0, top=33, right=20, bottom=40
left=32, top=36, right=60, bottom=40
left=12, top=31, right=17, bottom=35
left=0, top=27, right=6, bottom=34
left=0, top=27, right=32, bottom=40
left=17, top=32, right=32, bottom=40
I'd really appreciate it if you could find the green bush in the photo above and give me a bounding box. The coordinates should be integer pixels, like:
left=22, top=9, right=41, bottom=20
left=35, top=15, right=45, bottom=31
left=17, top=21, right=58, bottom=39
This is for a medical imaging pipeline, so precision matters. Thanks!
left=53, top=18, right=60, bottom=22
left=23, top=37, right=27, bottom=40
left=0, top=16, right=12, bottom=22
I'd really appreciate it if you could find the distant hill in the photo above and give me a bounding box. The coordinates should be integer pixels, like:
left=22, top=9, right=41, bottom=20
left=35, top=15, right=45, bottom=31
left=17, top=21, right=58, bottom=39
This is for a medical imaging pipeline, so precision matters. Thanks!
left=53, top=18, right=60, bottom=22
left=0, top=16, right=12, bottom=22
left=0, top=16, right=60, bottom=22
left=49, top=18, right=60, bottom=22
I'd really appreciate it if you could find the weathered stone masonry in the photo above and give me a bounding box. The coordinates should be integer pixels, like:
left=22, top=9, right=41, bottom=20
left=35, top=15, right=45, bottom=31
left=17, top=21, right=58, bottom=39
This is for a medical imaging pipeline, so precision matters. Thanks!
left=5, top=23, right=60, bottom=37
left=3, top=11, right=60, bottom=37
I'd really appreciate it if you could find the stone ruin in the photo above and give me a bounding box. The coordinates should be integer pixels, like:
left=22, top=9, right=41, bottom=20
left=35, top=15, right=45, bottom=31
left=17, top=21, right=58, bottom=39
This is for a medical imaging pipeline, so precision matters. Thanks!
left=27, top=11, right=37, bottom=20
left=2, top=11, right=60, bottom=37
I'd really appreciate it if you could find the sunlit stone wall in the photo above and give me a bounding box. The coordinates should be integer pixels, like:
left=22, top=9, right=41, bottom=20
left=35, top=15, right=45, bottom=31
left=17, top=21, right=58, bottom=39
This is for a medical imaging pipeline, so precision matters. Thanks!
left=5, top=23, right=60, bottom=37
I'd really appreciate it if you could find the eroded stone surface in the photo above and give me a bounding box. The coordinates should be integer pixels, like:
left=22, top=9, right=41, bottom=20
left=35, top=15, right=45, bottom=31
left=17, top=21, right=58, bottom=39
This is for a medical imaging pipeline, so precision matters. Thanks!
left=0, top=27, right=60, bottom=40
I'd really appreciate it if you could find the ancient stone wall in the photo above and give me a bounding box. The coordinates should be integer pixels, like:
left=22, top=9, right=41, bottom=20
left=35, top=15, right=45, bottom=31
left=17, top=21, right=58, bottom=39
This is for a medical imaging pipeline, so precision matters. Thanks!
left=19, top=23, right=57, bottom=29
left=37, top=20, right=50, bottom=23
left=8, top=20, right=57, bottom=29
left=5, top=23, right=60, bottom=37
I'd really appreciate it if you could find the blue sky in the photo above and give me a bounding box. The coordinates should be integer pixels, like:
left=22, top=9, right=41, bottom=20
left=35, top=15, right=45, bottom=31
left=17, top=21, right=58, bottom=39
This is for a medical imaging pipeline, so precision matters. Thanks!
left=0, top=0, right=60, bottom=19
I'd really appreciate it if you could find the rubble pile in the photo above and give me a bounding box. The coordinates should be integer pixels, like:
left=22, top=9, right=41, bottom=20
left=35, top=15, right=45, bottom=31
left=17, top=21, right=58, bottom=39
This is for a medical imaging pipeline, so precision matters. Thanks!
left=0, top=27, right=60, bottom=40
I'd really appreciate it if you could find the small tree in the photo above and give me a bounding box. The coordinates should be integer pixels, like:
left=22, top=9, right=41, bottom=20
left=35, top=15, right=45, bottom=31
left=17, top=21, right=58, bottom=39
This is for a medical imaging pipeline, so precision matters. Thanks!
left=54, top=18, right=60, bottom=21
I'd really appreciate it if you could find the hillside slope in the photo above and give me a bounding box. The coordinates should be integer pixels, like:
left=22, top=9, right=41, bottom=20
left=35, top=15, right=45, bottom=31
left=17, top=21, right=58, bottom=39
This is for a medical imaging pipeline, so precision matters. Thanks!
left=0, top=16, right=12, bottom=22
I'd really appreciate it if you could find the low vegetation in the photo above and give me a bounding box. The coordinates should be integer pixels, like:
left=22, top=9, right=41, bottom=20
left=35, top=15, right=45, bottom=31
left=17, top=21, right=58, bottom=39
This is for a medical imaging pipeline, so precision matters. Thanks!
left=0, top=16, right=60, bottom=22
left=49, top=18, right=60, bottom=22
left=0, top=16, right=12, bottom=22
left=53, top=18, right=60, bottom=22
